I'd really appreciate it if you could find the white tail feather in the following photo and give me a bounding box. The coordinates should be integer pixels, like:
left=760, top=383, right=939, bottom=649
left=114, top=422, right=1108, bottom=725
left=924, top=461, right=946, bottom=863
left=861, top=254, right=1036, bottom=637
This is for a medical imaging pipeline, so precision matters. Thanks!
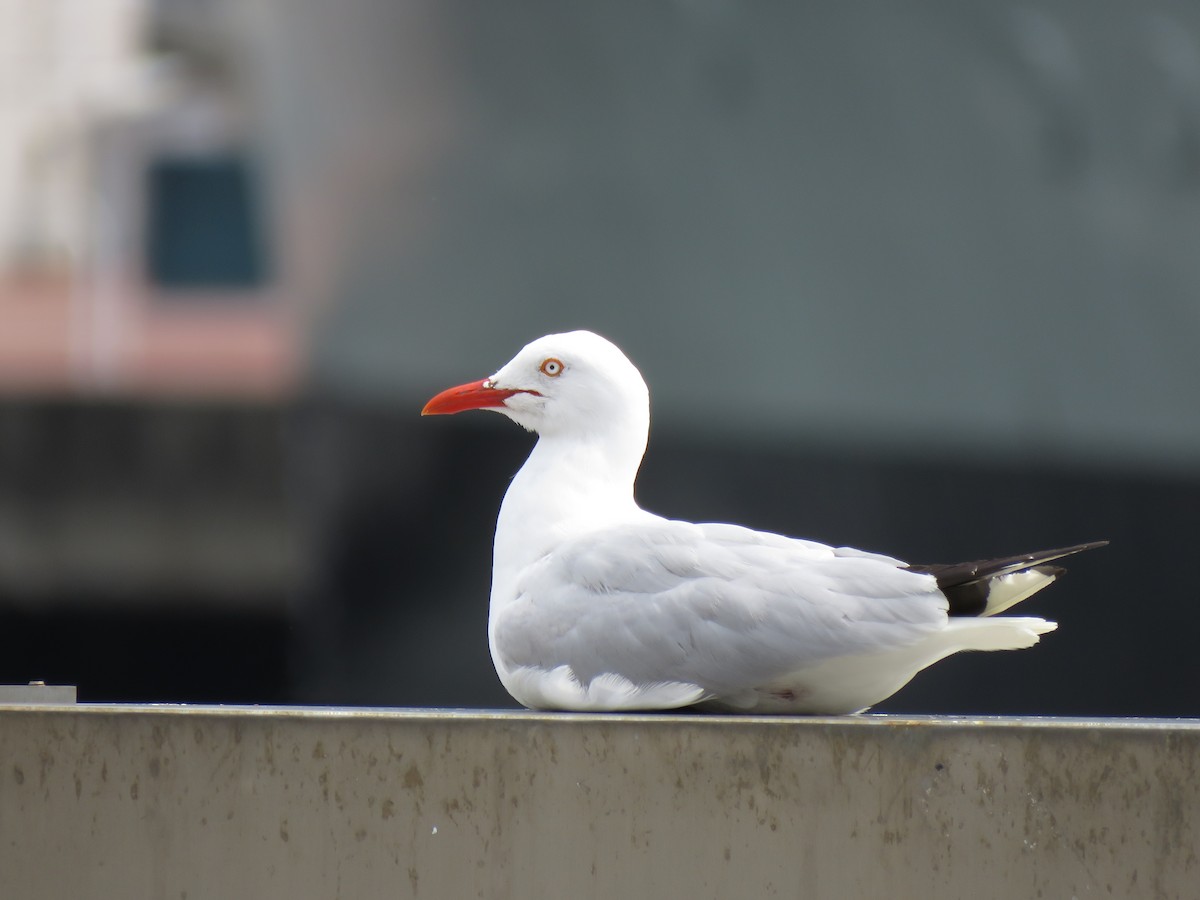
left=943, top=615, right=1058, bottom=651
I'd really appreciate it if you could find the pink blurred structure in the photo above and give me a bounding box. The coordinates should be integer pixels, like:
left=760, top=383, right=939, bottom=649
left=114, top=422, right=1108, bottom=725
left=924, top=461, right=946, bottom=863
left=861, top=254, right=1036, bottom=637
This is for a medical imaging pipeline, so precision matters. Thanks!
left=0, top=273, right=299, bottom=398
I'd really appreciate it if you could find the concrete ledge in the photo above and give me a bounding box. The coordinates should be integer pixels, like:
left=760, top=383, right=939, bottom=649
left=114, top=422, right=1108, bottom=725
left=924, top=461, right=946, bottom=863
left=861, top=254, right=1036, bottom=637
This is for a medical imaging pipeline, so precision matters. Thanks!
left=1, top=706, right=1197, bottom=899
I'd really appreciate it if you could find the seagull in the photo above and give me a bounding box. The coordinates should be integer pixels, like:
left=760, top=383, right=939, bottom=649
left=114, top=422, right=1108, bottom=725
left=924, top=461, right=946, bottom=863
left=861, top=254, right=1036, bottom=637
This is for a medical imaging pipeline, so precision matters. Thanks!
left=422, top=330, right=1104, bottom=714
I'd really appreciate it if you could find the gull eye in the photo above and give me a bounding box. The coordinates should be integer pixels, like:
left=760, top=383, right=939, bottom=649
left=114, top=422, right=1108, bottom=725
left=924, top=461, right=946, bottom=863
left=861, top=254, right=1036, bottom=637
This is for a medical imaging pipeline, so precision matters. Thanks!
left=539, top=357, right=564, bottom=377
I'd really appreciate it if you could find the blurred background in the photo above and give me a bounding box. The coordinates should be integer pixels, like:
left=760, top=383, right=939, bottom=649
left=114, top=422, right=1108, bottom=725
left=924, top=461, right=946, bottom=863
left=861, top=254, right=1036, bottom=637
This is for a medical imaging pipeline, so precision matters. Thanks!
left=1, top=0, right=1197, bottom=715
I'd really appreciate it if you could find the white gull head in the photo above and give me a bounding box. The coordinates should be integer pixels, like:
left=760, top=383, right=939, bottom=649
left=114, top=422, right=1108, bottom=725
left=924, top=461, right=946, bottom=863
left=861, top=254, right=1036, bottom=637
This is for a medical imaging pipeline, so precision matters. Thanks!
left=485, top=330, right=650, bottom=443
left=423, top=330, right=651, bottom=496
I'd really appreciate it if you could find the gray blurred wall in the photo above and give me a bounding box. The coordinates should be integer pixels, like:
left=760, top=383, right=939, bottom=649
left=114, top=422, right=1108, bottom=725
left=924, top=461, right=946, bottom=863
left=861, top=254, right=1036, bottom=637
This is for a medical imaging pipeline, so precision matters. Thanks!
left=231, top=0, right=1200, bottom=471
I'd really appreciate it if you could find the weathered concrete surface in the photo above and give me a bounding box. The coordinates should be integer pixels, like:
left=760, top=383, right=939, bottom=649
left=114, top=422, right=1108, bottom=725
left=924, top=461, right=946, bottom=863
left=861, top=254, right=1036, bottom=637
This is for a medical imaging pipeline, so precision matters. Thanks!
left=0, top=707, right=1196, bottom=899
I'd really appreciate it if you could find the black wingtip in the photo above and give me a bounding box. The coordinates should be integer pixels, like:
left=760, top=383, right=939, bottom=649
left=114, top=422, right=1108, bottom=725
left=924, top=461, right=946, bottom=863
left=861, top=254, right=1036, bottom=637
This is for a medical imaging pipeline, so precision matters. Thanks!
left=905, top=541, right=1107, bottom=617
left=1058, top=540, right=1110, bottom=555
left=905, top=540, right=1109, bottom=583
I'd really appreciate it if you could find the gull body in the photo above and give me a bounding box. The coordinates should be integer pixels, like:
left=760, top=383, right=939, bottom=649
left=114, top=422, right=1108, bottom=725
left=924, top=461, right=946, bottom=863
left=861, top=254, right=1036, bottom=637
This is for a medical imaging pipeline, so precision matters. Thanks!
left=423, top=330, right=1103, bottom=714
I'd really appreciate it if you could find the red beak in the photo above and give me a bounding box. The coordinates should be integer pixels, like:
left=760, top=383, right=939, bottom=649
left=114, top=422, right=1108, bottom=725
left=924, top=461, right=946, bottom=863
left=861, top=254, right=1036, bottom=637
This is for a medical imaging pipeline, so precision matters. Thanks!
left=421, top=379, right=524, bottom=416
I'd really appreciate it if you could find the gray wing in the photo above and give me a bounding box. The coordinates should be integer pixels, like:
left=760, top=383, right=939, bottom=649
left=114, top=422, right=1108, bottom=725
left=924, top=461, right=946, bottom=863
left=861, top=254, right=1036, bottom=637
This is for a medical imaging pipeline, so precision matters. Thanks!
left=493, top=519, right=949, bottom=698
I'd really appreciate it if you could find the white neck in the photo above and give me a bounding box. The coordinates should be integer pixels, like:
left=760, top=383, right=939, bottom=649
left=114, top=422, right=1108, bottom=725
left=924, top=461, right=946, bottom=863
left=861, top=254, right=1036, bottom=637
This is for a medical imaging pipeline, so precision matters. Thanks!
left=491, top=423, right=650, bottom=606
